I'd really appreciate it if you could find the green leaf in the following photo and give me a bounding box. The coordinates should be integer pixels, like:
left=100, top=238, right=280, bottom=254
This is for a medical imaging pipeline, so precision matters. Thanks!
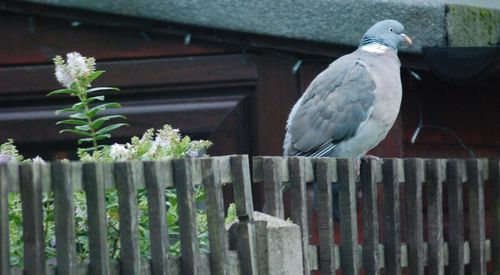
left=69, top=113, right=87, bottom=120
left=72, top=102, right=86, bottom=111
left=75, top=125, right=92, bottom=131
left=56, top=119, right=87, bottom=126
left=77, top=138, right=95, bottom=145
left=95, top=123, right=128, bottom=135
left=59, top=129, right=94, bottom=137
left=87, top=87, right=119, bottom=94
left=87, top=103, right=122, bottom=118
left=86, top=95, right=105, bottom=102
left=92, top=115, right=126, bottom=129
left=86, top=71, right=104, bottom=83
left=47, top=88, right=78, bottom=96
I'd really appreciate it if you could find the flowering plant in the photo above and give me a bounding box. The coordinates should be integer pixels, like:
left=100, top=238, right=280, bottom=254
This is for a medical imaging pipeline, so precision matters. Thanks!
left=49, top=52, right=127, bottom=152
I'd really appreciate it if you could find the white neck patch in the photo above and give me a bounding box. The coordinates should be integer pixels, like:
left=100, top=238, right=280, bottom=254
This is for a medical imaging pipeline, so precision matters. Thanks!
left=360, top=43, right=389, bottom=53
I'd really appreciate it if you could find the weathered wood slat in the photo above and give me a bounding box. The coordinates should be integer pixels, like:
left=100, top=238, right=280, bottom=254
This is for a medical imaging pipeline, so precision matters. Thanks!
left=337, top=158, right=359, bottom=275
left=83, top=162, right=110, bottom=275
left=201, top=158, right=229, bottom=275
left=466, top=159, right=487, bottom=275
left=174, top=158, right=202, bottom=275
left=491, top=159, right=500, bottom=275
left=289, top=157, right=311, bottom=275
left=383, top=158, right=402, bottom=275
left=144, top=161, right=170, bottom=275
left=404, top=158, right=425, bottom=275
left=19, top=163, right=46, bottom=275
left=447, top=159, right=465, bottom=275
left=263, top=157, right=284, bottom=218
left=0, top=163, right=17, bottom=275
left=232, top=155, right=258, bottom=275
left=114, top=162, right=141, bottom=275
left=52, top=162, right=78, bottom=275
left=316, top=158, right=335, bottom=274
left=361, top=159, right=380, bottom=275
left=426, top=159, right=444, bottom=275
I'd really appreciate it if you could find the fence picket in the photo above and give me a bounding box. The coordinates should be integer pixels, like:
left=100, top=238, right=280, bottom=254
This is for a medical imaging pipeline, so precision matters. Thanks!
left=52, top=162, right=78, bottom=275
left=404, top=159, right=425, bottom=275
left=202, top=158, right=229, bottom=275
left=289, top=157, right=311, bottom=275
left=0, top=163, right=17, bottom=275
left=263, top=157, right=284, bottom=218
left=316, top=158, right=336, bottom=274
left=83, top=162, right=110, bottom=275
left=491, top=159, right=500, bottom=275
left=115, top=162, right=142, bottom=275
left=337, top=158, right=359, bottom=275
left=144, top=161, right=170, bottom=275
left=19, top=163, right=46, bottom=275
left=466, top=159, right=487, bottom=275
left=232, top=155, right=258, bottom=275
left=361, top=159, right=380, bottom=275
left=174, top=158, right=202, bottom=275
left=426, top=159, right=444, bottom=275
left=383, top=159, right=402, bottom=275
left=447, top=159, right=465, bottom=275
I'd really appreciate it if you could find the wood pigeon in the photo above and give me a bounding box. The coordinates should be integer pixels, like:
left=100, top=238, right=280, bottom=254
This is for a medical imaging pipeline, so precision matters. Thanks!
left=283, top=20, right=411, bottom=158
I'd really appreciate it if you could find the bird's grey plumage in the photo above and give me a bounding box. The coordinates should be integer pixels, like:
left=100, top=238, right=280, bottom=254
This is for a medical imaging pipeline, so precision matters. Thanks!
left=283, top=20, right=411, bottom=158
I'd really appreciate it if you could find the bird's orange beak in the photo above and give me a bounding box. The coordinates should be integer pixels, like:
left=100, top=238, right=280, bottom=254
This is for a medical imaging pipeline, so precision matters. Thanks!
left=401, top=33, right=412, bottom=45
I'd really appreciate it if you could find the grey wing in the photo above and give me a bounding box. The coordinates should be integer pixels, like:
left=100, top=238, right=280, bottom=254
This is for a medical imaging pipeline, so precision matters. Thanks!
left=286, top=59, right=376, bottom=156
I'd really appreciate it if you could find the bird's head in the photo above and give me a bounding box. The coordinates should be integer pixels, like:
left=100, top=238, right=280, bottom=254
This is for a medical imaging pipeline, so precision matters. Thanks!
left=360, top=20, right=412, bottom=50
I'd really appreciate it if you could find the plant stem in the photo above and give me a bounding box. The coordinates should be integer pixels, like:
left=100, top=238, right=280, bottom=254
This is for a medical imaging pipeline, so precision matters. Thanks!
left=77, top=86, right=98, bottom=149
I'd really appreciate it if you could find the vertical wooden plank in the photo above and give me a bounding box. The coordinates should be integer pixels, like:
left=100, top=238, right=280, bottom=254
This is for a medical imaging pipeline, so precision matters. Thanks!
left=263, top=157, right=284, bottom=218
left=52, top=161, right=77, bottom=275
left=115, top=162, right=141, bottom=275
left=404, top=158, right=424, bottom=275
left=384, top=159, right=402, bottom=275
left=233, top=155, right=258, bottom=275
left=201, top=158, right=228, bottom=275
left=491, top=159, right=500, bottom=275
left=289, top=157, right=311, bottom=275
left=83, top=162, right=110, bottom=275
left=467, top=159, right=486, bottom=275
left=19, top=163, right=46, bottom=275
left=143, top=161, right=170, bottom=275
left=447, top=159, right=465, bottom=275
left=0, top=163, right=17, bottom=275
left=426, top=159, right=444, bottom=275
left=173, top=158, right=201, bottom=275
left=361, top=159, right=380, bottom=275
left=316, top=158, right=335, bottom=275
left=337, top=158, right=359, bottom=275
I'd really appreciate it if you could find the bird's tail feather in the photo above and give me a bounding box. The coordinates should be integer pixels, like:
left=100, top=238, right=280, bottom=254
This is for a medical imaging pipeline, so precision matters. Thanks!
left=293, top=143, right=337, bottom=158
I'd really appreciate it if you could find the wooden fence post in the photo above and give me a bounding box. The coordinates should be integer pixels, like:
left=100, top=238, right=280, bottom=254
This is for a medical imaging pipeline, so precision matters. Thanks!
left=52, top=161, right=78, bottom=275
left=174, top=158, right=202, bottom=275
left=338, top=158, right=359, bottom=275
left=83, top=162, right=110, bottom=275
left=115, top=162, right=142, bottom=275
left=144, top=161, right=170, bottom=275
left=289, top=157, right=311, bottom=275
left=202, top=158, right=229, bottom=275
left=316, top=158, right=336, bottom=275
left=384, top=159, right=403, bottom=275
left=447, top=159, right=465, bottom=275
left=491, top=159, right=500, bottom=275
left=233, top=155, right=258, bottom=275
left=467, top=159, right=486, bottom=275
left=0, top=163, right=17, bottom=275
left=426, top=159, right=444, bottom=275
left=20, top=163, right=46, bottom=275
left=361, top=159, right=380, bottom=275
left=263, top=157, right=284, bottom=218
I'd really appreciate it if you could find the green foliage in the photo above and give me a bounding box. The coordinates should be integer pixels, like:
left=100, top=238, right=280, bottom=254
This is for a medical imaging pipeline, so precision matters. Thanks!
left=49, top=53, right=127, bottom=153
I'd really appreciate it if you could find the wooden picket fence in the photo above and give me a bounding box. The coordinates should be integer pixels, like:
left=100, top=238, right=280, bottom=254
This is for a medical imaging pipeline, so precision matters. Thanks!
left=0, top=156, right=499, bottom=275
left=253, top=157, right=500, bottom=275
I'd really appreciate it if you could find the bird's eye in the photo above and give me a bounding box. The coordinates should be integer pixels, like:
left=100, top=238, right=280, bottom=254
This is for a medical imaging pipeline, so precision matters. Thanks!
left=389, top=28, right=393, bottom=32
